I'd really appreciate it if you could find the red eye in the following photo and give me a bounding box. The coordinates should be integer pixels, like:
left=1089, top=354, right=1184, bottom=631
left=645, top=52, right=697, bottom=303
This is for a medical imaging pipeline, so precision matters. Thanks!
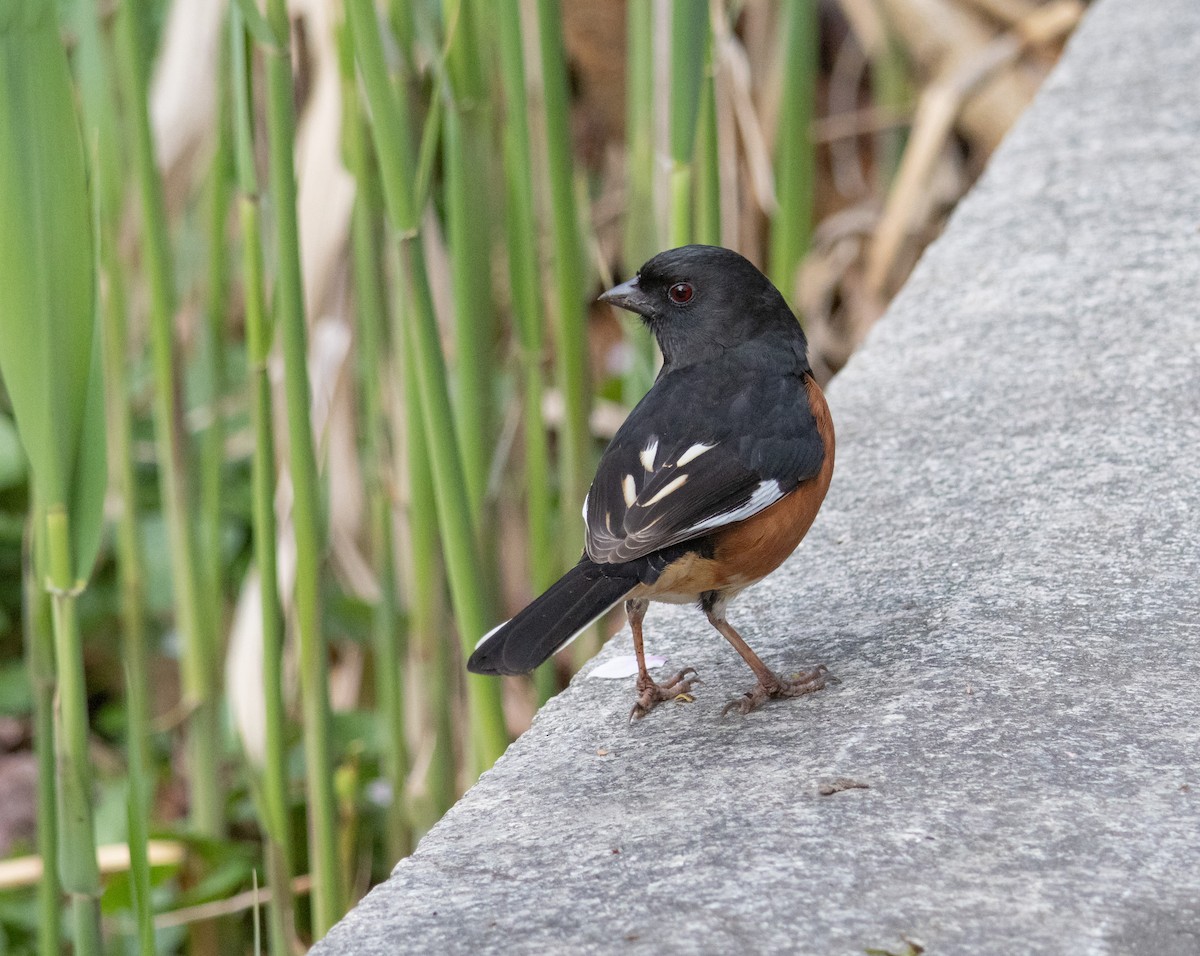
left=668, top=282, right=694, bottom=304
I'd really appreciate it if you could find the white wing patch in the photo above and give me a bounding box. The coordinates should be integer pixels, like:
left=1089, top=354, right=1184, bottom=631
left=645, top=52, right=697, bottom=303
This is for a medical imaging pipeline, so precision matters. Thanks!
left=621, top=474, right=637, bottom=507
left=679, top=479, right=785, bottom=536
left=644, top=473, right=688, bottom=506
left=590, top=438, right=784, bottom=562
left=675, top=442, right=715, bottom=466
left=639, top=439, right=658, bottom=472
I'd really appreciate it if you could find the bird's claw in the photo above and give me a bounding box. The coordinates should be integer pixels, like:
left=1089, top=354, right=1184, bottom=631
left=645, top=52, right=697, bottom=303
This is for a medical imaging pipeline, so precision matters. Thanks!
left=722, top=664, right=831, bottom=717
left=629, top=667, right=700, bottom=721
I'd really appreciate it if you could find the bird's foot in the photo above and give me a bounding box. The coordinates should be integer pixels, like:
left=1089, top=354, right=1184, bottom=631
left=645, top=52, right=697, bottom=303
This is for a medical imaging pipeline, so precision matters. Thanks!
left=629, top=667, right=701, bottom=721
left=721, top=665, right=831, bottom=717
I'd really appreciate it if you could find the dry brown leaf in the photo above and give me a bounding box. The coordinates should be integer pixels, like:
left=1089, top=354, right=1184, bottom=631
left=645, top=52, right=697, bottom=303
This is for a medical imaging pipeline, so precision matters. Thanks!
left=865, top=33, right=1023, bottom=294
left=296, top=0, right=355, bottom=320
left=876, top=0, right=1038, bottom=150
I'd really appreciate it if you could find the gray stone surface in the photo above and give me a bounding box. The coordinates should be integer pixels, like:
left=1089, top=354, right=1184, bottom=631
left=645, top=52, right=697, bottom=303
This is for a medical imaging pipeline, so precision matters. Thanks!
left=314, top=1, right=1200, bottom=952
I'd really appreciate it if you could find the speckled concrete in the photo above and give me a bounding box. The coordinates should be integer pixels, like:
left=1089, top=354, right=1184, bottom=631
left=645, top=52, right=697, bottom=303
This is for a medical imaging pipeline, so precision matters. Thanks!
left=313, top=0, right=1200, bottom=952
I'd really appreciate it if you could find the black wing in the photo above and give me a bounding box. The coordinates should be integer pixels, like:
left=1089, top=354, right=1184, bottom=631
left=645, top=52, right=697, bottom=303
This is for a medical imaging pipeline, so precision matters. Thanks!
left=584, top=348, right=824, bottom=565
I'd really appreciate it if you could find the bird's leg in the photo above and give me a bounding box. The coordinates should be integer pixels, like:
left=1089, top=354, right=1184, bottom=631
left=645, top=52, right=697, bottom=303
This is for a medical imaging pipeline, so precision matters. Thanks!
left=627, top=598, right=699, bottom=721
left=702, top=596, right=828, bottom=716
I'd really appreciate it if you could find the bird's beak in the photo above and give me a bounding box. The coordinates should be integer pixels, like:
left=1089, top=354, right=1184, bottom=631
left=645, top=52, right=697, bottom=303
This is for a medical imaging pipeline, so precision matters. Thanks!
left=598, top=276, right=646, bottom=315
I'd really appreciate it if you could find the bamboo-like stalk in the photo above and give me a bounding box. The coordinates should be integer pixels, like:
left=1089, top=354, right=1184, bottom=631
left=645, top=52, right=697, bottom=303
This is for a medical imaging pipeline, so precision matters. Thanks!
left=230, top=11, right=295, bottom=953
left=98, top=170, right=156, bottom=956
left=495, top=0, right=557, bottom=703
left=347, top=0, right=508, bottom=775
left=46, top=509, right=103, bottom=955
left=387, top=0, right=414, bottom=56
left=112, top=0, right=223, bottom=839
left=621, top=0, right=659, bottom=407
left=404, top=275, right=511, bottom=771
left=367, top=464, right=410, bottom=854
left=767, top=0, right=819, bottom=306
left=0, top=10, right=108, bottom=950
left=440, top=105, right=502, bottom=645
left=373, top=16, right=451, bottom=804
left=199, top=56, right=234, bottom=652
left=530, top=0, right=593, bottom=573
left=72, top=1, right=156, bottom=947
left=625, top=0, right=658, bottom=267
left=121, top=661, right=154, bottom=956
left=343, top=60, right=412, bottom=860
left=23, top=547, right=59, bottom=956
left=401, top=340, right=458, bottom=815
left=257, top=0, right=343, bottom=933
left=694, top=36, right=721, bottom=247
left=667, top=0, right=710, bottom=247
left=442, top=0, right=497, bottom=530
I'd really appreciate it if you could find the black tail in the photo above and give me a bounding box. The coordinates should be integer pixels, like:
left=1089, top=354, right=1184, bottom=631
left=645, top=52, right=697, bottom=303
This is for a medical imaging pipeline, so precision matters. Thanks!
left=467, top=560, right=639, bottom=676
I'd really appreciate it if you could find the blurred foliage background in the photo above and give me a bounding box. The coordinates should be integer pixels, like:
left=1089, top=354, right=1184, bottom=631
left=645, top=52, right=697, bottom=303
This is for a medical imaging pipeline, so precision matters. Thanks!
left=0, top=0, right=1083, bottom=951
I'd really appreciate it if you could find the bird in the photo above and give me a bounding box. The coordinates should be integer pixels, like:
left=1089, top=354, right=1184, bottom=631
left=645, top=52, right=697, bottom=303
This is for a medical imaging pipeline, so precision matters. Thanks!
left=468, top=244, right=835, bottom=719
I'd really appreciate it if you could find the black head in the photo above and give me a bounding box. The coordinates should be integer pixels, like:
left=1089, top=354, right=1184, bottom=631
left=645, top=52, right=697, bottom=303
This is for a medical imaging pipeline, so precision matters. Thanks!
left=598, top=245, right=802, bottom=368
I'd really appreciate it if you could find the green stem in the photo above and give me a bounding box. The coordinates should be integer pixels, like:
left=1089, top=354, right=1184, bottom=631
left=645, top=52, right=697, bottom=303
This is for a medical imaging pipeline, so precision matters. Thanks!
left=442, top=0, right=496, bottom=529
left=76, top=7, right=157, bottom=942
left=401, top=244, right=509, bottom=772
left=496, top=0, right=556, bottom=703
left=667, top=0, right=709, bottom=247
left=122, top=665, right=154, bottom=956
left=258, top=0, right=342, bottom=933
left=767, top=0, right=818, bottom=306
left=99, top=181, right=155, bottom=956
left=231, top=12, right=295, bottom=951
left=45, top=508, right=102, bottom=956
left=624, top=0, right=658, bottom=266
left=247, top=234, right=295, bottom=956
left=344, top=73, right=411, bottom=859
left=24, top=545, right=59, bottom=956
left=531, top=0, right=592, bottom=573
left=694, top=42, right=720, bottom=246
left=199, top=57, right=234, bottom=646
left=348, top=0, right=507, bottom=776
left=113, top=0, right=221, bottom=839
left=621, top=0, right=659, bottom=406
left=402, top=341, right=456, bottom=817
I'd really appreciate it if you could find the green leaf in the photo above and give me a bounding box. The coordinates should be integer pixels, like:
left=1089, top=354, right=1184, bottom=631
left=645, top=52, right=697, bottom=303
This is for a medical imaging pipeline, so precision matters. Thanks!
left=0, top=413, right=26, bottom=490
left=68, top=318, right=107, bottom=581
left=0, top=3, right=106, bottom=585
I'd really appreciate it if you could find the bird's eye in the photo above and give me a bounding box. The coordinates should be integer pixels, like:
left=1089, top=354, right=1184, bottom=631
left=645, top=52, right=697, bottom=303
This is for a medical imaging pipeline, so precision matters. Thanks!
left=667, top=282, right=694, bottom=305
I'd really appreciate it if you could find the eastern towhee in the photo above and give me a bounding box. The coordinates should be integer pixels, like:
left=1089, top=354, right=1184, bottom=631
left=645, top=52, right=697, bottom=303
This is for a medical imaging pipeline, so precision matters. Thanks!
left=468, top=245, right=835, bottom=719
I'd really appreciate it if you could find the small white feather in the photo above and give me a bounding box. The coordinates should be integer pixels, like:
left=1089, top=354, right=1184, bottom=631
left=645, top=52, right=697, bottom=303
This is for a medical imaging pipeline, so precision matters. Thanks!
left=644, top=473, right=689, bottom=506
left=675, top=442, right=715, bottom=466
left=622, top=473, right=637, bottom=507
left=639, top=439, right=659, bottom=472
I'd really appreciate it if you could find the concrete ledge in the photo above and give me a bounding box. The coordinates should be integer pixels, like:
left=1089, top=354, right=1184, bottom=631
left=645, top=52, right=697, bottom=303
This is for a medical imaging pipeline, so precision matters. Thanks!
left=314, top=0, right=1200, bottom=951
